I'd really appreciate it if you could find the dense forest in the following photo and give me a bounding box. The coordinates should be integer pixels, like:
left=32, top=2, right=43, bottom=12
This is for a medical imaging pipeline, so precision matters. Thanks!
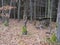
left=0, top=0, right=58, bottom=21
left=0, top=0, right=60, bottom=45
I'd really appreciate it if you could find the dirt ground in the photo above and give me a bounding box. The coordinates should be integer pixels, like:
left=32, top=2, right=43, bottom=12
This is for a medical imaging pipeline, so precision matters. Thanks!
left=0, top=19, right=56, bottom=45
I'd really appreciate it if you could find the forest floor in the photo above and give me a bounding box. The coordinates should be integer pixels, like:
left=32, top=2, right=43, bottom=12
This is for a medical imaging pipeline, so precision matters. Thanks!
left=0, top=19, right=56, bottom=45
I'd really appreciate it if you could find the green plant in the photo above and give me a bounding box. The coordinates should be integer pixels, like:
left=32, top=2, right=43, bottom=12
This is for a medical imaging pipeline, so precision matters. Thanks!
left=4, top=20, right=9, bottom=26
left=22, top=26, right=27, bottom=35
left=46, top=33, right=57, bottom=45
left=50, top=33, right=57, bottom=43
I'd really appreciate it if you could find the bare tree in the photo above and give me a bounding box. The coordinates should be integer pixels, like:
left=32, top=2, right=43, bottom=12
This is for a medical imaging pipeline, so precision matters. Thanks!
left=23, top=0, right=28, bottom=27
left=30, top=0, right=33, bottom=22
left=56, top=0, right=60, bottom=41
left=34, top=0, right=36, bottom=26
left=18, top=0, right=21, bottom=21
left=2, top=0, right=4, bottom=22
left=47, top=0, right=52, bottom=32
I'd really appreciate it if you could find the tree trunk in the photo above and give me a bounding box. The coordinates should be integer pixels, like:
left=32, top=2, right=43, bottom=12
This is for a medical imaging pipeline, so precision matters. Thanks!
left=34, top=0, right=36, bottom=26
left=56, top=0, right=60, bottom=41
left=2, top=0, right=4, bottom=22
left=9, top=0, right=12, bottom=16
left=18, top=0, right=21, bottom=21
left=45, top=0, right=48, bottom=18
left=30, top=0, right=33, bottom=22
left=47, top=0, right=52, bottom=32
left=13, top=2, right=16, bottom=19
